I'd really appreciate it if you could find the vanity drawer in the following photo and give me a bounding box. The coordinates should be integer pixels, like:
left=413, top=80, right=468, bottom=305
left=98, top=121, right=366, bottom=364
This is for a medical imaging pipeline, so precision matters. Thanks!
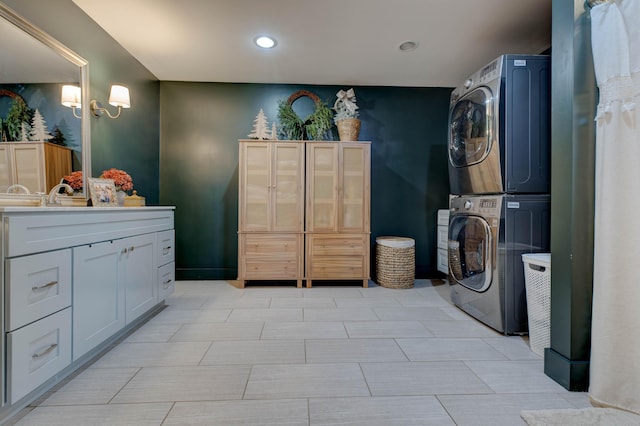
left=156, top=229, right=175, bottom=267
left=5, top=249, right=72, bottom=331
left=7, top=308, right=72, bottom=404
left=158, top=261, right=175, bottom=300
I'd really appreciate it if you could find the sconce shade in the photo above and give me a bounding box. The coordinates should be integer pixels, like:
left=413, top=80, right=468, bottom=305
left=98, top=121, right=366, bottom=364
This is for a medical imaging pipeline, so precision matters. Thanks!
left=108, top=85, right=130, bottom=108
left=61, top=85, right=81, bottom=108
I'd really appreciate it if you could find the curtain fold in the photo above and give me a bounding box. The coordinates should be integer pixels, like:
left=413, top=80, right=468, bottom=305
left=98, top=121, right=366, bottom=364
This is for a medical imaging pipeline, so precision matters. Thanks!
left=589, top=0, right=640, bottom=415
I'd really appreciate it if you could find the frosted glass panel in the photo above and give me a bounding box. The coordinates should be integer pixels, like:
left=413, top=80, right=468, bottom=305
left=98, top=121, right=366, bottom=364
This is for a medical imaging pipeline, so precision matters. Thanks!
left=311, top=146, right=337, bottom=230
left=274, top=145, right=301, bottom=230
left=341, top=147, right=365, bottom=230
left=244, top=145, right=269, bottom=229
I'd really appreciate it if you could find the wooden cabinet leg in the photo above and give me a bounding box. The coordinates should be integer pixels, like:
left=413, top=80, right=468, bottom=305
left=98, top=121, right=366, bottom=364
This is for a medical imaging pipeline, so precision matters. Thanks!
left=306, top=279, right=312, bottom=288
left=297, top=279, right=302, bottom=288
left=363, top=279, right=368, bottom=288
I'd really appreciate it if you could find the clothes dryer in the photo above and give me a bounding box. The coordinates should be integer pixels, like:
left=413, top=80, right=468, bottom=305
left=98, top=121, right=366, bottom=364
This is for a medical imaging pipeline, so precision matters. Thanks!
left=448, top=193, right=550, bottom=334
left=448, top=55, right=551, bottom=195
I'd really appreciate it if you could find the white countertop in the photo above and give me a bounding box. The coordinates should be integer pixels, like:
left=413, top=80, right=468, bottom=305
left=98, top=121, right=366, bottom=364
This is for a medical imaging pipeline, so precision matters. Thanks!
left=0, top=206, right=175, bottom=213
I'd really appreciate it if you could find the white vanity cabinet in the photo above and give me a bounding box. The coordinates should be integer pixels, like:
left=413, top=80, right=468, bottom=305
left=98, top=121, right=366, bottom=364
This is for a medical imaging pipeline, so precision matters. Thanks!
left=0, top=207, right=174, bottom=414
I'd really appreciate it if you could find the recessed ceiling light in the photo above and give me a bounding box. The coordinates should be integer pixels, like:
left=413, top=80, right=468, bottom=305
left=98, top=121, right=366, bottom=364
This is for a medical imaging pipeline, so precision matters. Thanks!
left=255, top=35, right=277, bottom=49
left=399, top=41, right=418, bottom=52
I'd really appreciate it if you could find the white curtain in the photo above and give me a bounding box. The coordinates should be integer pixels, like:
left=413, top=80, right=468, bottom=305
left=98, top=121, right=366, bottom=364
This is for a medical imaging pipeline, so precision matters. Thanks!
left=589, top=0, right=640, bottom=415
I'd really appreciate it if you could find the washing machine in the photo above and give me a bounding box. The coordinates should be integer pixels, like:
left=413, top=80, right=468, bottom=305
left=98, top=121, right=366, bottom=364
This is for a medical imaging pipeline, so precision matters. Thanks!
left=448, top=193, right=550, bottom=334
left=448, top=54, right=551, bottom=195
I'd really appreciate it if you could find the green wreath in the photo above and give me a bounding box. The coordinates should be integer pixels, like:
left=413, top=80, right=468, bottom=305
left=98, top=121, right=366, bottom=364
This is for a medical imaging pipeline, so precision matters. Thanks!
left=277, top=90, right=333, bottom=140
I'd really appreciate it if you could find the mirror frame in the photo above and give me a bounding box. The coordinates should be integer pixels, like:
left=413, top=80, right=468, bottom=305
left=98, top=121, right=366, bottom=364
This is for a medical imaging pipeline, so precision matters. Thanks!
left=0, top=2, right=91, bottom=198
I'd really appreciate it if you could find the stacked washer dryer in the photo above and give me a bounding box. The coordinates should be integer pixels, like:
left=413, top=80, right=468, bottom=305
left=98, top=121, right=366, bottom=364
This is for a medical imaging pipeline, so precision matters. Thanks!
left=447, top=55, right=551, bottom=334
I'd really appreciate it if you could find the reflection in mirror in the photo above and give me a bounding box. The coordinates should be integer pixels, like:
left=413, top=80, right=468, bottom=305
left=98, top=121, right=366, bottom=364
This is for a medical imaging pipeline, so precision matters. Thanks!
left=0, top=2, right=90, bottom=200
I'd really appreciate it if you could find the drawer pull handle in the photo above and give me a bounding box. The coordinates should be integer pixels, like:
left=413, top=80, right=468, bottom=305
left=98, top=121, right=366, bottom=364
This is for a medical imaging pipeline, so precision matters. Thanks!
left=122, top=246, right=135, bottom=254
left=32, top=280, right=58, bottom=291
left=163, top=246, right=172, bottom=255
left=163, top=279, right=173, bottom=289
left=32, top=343, right=58, bottom=359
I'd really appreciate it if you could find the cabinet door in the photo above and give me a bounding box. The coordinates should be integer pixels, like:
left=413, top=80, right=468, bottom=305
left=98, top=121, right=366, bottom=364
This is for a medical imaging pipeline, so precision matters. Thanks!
left=272, top=143, right=304, bottom=232
left=339, top=144, right=370, bottom=232
left=0, top=145, right=12, bottom=192
left=123, top=233, right=157, bottom=325
left=240, top=143, right=270, bottom=231
left=11, top=143, right=46, bottom=193
left=307, top=143, right=339, bottom=231
left=73, top=241, right=124, bottom=361
left=240, top=142, right=304, bottom=232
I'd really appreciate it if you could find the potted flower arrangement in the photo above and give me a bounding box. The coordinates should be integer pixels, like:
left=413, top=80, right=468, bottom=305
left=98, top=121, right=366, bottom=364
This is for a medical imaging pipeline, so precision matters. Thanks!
left=62, top=170, right=83, bottom=194
left=333, top=88, right=360, bottom=141
left=100, top=168, right=134, bottom=206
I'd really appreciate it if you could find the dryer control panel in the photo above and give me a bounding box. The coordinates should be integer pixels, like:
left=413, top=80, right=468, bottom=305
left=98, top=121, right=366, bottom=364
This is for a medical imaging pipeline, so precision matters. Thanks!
left=450, top=195, right=501, bottom=218
left=451, top=56, right=503, bottom=101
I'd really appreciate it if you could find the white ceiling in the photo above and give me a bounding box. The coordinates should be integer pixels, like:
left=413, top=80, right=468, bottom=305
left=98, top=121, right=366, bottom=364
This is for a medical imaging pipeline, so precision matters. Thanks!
left=72, top=0, right=552, bottom=88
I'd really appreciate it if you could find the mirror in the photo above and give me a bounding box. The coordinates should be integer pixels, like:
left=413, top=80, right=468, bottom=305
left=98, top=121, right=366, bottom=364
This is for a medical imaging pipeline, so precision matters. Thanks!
left=0, top=2, right=90, bottom=199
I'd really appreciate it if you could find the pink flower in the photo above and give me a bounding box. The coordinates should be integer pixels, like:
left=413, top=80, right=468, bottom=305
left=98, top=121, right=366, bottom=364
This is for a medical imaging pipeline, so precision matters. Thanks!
left=100, top=168, right=134, bottom=192
left=63, top=171, right=83, bottom=190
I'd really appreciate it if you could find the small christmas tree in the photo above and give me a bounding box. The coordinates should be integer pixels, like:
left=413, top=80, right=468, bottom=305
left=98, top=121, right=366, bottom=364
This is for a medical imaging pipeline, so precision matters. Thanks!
left=248, top=108, right=270, bottom=140
left=270, top=122, right=278, bottom=140
left=29, top=109, right=53, bottom=142
left=20, top=122, right=30, bottom=142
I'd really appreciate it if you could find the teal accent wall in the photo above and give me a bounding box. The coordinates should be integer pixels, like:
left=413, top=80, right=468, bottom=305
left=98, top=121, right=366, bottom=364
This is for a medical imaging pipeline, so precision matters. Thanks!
left=159, top=83, right=451, bottom=280
left=4, top=0, right=161, bottom=204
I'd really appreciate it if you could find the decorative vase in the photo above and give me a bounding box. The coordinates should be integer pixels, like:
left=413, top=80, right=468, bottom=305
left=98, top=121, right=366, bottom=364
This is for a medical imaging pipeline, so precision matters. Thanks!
left=116, top=190, right=126, bottom=206
left=336, top=118, right=361, bottom=141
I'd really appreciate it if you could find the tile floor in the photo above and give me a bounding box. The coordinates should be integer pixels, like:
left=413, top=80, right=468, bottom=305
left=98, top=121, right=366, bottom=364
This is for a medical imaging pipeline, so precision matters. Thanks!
left=12, top=279, right=589, bottom=425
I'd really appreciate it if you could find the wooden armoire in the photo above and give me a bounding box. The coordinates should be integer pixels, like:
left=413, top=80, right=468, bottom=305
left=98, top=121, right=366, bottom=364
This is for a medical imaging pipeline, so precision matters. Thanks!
left=237, top=139, right=370, bottom=288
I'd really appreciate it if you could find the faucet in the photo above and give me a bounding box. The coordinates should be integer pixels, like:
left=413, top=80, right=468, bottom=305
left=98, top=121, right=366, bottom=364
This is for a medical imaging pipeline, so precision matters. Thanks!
left=48, top=183, right=74, bottom=204
left=6, top=184, right=31, bottom=194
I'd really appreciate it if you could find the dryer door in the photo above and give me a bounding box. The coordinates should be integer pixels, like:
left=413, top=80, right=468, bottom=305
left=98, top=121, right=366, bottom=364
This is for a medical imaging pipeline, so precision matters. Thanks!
left=448, top=87, right=494, bottom=168
left=448, top=214, right=493, bottom=292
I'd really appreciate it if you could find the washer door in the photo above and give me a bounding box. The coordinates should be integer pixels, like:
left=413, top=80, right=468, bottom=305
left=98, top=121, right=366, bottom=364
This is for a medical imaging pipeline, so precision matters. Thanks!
left=448, top=214, right=493, bottom=292
left=448, top=87, right=494, bottom=168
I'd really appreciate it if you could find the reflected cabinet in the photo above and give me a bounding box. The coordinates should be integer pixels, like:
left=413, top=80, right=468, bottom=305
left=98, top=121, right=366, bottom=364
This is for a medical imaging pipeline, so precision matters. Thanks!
left=237, top=140, right=370, bottom=288
left=0, top=142, right=72, bottom=193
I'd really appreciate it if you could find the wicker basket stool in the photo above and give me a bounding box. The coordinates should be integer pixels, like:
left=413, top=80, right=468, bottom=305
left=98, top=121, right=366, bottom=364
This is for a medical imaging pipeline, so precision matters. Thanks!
left=375, top=236, right=415, bottom=289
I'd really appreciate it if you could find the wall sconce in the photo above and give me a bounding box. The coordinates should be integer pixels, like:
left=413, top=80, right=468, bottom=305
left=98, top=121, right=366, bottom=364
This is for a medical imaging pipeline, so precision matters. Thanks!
left=90, top=85, right=130, bottom=119
left=61, top=85, right=82, bottom=119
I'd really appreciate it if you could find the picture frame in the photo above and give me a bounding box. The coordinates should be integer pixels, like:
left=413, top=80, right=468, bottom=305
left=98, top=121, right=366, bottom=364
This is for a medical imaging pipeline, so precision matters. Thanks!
left=88, top=178, right=118, bottom=207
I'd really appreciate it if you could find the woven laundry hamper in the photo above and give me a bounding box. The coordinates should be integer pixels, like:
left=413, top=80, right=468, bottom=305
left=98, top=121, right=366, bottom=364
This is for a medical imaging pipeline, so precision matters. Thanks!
left=375, top=237, right=415, bottom=289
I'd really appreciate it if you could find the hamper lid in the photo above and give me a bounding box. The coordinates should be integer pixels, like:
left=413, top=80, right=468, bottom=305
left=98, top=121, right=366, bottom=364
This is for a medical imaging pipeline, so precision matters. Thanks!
left=522, top=253, right=550, bottom=268
left=376, top=236, right=415, bottom=248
